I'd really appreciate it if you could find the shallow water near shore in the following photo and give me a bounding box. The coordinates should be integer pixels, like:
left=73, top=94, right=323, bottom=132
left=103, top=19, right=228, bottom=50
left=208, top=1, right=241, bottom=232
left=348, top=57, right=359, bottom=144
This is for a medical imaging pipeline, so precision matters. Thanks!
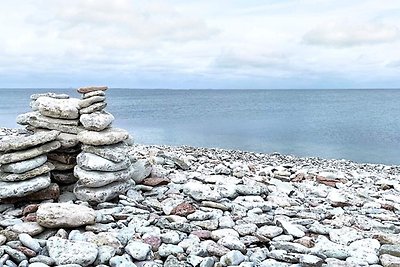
left=0, top=88, right=399, bottom=165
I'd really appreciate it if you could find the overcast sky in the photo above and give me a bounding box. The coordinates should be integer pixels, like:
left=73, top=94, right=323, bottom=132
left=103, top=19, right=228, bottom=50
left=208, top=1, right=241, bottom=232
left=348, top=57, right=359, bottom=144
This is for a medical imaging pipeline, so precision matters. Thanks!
left=1, top=0, right=400, bottom=89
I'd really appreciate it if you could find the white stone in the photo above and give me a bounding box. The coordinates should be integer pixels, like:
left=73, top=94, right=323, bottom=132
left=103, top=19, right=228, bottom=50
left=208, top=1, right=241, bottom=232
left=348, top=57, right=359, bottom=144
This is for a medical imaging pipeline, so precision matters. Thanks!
left=47, top=237, right=98, bottom=266
left=36, top=96, right=81, bottom=119
left=125, top=240, right=152, bottom=261
left=77, top=152, right=131, bottom=172
left=0, top=173, right=51, bottom=199
left=80, top=111, right=114, bottom=131
left=36, top=203, right=96, bottom=228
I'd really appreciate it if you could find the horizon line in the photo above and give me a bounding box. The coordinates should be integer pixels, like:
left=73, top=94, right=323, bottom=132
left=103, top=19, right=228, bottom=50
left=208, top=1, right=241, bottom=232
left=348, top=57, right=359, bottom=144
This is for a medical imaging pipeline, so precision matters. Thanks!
left=0, top=87, right=400, bottom=90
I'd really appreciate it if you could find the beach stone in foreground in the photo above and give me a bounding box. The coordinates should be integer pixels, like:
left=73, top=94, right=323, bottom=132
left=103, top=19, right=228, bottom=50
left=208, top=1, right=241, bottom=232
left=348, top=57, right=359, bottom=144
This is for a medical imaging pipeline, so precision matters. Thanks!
left=0, top=173, right=51, bottom=199
left=77, top=128, right=129, bottom=146
left=77, top=86, right=108, bottom=94
left=36, top=96, right=81, bottom=119
left=74, top=165, right=134, bottom=187
left=82, top=90, right=105, bottom=99
left=0, top=140, right=61, bottom=164
left=30, top=92, right=69, bottom=100
left=36, top=203, right=96, bottom=228
left=47, top=237, right=98, bottom=266
left=0, top=154, right=47, bottom=174
left=0, top=130, right=59, bottom=153
left=80, top=111, right=114, bottom=131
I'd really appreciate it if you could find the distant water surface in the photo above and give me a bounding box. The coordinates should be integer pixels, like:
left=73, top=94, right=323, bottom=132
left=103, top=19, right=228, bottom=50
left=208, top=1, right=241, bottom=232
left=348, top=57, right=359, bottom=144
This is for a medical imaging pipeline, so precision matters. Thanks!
left=0, top=88, right=399, bottom=165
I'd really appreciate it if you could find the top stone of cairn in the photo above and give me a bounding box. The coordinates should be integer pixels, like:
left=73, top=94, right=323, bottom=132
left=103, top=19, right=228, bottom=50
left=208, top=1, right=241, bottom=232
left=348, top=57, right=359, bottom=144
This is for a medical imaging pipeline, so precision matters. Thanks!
left=77, top=86, right=108, bottom=94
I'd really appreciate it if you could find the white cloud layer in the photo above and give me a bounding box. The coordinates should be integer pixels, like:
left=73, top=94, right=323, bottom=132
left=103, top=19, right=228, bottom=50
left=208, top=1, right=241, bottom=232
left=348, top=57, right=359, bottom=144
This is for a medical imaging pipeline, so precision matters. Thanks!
left=0, top=0, right=399, bottom=88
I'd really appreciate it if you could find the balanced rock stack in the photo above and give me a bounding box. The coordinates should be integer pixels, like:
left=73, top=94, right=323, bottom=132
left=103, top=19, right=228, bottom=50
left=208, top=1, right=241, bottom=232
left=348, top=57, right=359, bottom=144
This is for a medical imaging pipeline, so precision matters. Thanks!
left=74, top=86, right=133, bottom=203
left=0, top=130, right=60, bottom=201
left=17, top=93, right=84, bottom=185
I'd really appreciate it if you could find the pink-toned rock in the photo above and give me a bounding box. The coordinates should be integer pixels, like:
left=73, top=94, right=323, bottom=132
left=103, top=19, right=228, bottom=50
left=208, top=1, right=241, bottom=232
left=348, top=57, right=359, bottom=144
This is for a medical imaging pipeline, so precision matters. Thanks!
left=143, top=235, right=161, bottom=251
left=191, top=230, right=212, bottom=240
left=77, top=86, right=108, bottom=94
left=171, top=203, right=196, bottom=217
left=142, top=177, right=170, bottom=186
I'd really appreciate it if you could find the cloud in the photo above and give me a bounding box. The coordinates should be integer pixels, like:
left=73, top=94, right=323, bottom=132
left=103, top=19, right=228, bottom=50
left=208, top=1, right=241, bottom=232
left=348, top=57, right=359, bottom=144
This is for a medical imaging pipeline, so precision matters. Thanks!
left=303, top=21, right=400, bottom=47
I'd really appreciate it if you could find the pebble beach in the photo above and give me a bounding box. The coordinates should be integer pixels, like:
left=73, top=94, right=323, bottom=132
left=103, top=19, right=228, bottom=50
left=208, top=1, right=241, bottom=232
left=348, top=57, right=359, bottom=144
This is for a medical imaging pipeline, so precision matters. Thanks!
left=0, top=87, right=399, bottom=267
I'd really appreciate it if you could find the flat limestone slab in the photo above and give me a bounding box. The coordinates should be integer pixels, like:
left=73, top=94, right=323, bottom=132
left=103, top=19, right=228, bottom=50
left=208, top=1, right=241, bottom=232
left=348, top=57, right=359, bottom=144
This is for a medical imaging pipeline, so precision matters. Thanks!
left=30, top=92, right=69, bottom=100
left=81, top=142, right=127, bottom=162
left=0, top=130, right=59, bottom=153
left=0, top=140, right=61, bottom=164
left=77, top=128, right=129, bottom=146
left=0, top=173, right=51, bottom=199
left=0, top=162, right=54, bottom=182
left=78, top=96, right=106, bottom=109
left=37, top=203, right=95, bottom=228
left=79, top=102, right=107, bottom=114
left=74, top=165, right=134, bottom=187
left=0, top=154, right=47, bottom=174
left=77, top=152, right=131, bottom=172
left=36, top=97, right=81, bottom=119
left=74, top=181, right=130, bottom=203
left=19, top=115, right=84, bottom=134
left=77, top=86, right=108, bottom=94
left=82, top=90, right=105, bottom=99
left=17, top=111, right=79, bottom=126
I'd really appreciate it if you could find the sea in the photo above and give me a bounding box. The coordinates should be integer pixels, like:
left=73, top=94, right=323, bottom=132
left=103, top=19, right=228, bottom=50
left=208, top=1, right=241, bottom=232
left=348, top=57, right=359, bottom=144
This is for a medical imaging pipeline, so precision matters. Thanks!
left=0, top=88, right=399, bottom=165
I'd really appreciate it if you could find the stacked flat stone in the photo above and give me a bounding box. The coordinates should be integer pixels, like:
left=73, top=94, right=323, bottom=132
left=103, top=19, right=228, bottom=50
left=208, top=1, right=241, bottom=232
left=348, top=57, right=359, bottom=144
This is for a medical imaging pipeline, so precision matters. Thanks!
left=17, top=93, right=84, bottom=185
left=74, top=86, right=133, bottom=203
left=0, top=130, right=60, bottom=201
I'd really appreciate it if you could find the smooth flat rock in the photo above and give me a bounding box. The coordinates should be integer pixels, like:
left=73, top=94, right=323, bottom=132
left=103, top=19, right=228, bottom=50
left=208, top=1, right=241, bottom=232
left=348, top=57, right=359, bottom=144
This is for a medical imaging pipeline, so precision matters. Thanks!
left=74, top=165, right=134, bottom=187
left=77, top=86, right=108, bottom=94
left=47, top=237, right=98, bottom=266
left=74, top=181, right=130, bottom=203
left=10, top=222, right=44, bottom=236
left=77, top=128, right=129, bottom=146
left=83, top=90, right=105, bottom=99
left=80, top=111, right=114, bottom=131
left=17, top=112, right=79, bottom=126
left=78, top=96, right=106, bottom=109
left=0, top=140, right=61, bottom=164
left=37, top=203, right=96, bottom=228
left=80, top=102, right=107, bottom=114
left=31, top=92, right=69, bottom=100
left=0, top=130, right=59, bottom=153
left=77, top=152, right=130, bottom=171
left=26, top=129, right=79, bottom=149
left=81, top=142, right=127, bottom=162
left=0, top=173, right=51, bottom=199
left=0, top=154, right=47, bottom=174
left=36, top=97, right=81, bottom=119
left=0, top=162, right=54, bottom=182
left=18, top=113, right=84, bottom=134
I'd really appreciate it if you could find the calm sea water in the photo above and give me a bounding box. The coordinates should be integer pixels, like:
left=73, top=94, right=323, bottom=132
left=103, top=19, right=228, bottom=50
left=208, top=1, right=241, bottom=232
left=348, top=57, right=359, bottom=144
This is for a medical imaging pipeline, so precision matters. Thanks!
left=0, top=89, right=399, bottom=165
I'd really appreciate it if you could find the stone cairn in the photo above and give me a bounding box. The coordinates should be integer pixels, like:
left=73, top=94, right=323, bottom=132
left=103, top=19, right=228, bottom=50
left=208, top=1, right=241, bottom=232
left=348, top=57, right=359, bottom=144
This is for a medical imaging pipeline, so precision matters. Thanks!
left=1, top=86, right=133, bottom=203
left=0, top=130, right=60, bottom=201
left=17, top=92, right=83, bottom=187
left=74, top=86, right=133, bottom=203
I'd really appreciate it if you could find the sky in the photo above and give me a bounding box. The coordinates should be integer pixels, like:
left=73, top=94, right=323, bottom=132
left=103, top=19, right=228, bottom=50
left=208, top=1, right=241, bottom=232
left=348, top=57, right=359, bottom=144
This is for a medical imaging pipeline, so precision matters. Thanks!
left=0, top=0, right=400, bottom=89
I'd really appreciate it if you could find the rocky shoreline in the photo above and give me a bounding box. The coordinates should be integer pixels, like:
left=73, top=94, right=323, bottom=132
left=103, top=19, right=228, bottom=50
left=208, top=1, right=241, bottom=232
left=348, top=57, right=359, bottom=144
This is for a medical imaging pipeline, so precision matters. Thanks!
left=0, top=129, right=399, bottom=266
left=0, top=86, right=399, bottom=267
